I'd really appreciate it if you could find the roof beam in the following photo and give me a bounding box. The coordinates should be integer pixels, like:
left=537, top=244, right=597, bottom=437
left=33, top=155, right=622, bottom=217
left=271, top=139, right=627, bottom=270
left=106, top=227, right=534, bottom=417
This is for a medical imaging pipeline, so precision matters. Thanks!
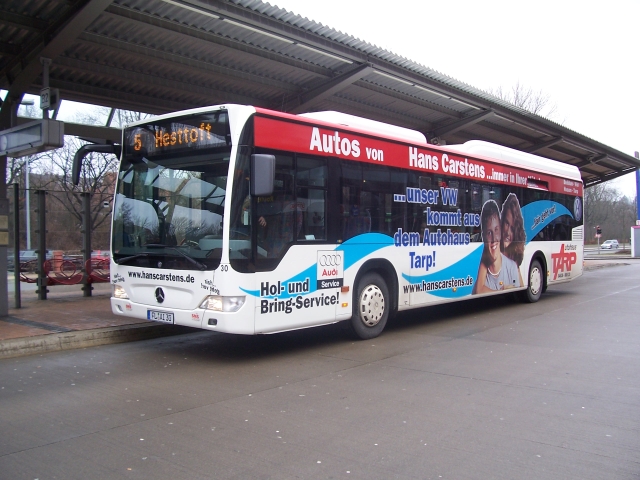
left=2, top=0, right=112, bottom=93
left=0, top=9, right=49, bottom=32
left=486, top=106, right=640, bottom=169
left=325, top=96, right=427, bottom=132
left=584, top=165, right=638, bottom=188
left=285, top=63, right=373, bottom=114
left=575, top=154, right=608, bottom=169
left=0, top=41, right=21, bottom=57
left=460, top=120, right=591, bottom=161
left=429, top=109, right=494, bottom=139
left=572, top=154, right=628, bottom=176
left=580, top=166, right=604, bottom=177
left=45, top=78, right=189, bottom=114
left=356, top=80, right=457, bottom=117
left=1, top=0, right=112, bottom=123
left=523, top=136, right=563, bottom=154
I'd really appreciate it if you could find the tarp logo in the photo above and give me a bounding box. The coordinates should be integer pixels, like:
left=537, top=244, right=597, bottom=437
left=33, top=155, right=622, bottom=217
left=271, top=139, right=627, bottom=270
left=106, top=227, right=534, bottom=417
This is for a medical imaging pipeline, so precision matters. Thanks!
left=551, top=244, right=577, bottom=280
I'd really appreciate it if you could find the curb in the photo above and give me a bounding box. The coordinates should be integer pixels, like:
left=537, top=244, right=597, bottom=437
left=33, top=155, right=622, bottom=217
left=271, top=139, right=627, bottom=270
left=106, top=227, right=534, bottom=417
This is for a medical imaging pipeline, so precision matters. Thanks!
left=0, top=323, right=195, bottom=359
left=584, top=263, right=628, bottom=272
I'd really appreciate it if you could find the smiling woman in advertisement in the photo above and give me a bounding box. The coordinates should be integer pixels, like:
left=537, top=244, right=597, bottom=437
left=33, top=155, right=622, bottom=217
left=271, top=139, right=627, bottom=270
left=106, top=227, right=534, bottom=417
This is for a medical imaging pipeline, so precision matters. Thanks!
left=500, top=193, right=526, bottom=280
left=473, top=199, right=522, bottom=294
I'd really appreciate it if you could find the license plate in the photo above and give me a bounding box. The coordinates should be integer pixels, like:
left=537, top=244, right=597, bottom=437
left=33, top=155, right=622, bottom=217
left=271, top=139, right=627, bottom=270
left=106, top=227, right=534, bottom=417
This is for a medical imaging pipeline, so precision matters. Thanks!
left=147, top=310, right=174, bottom=324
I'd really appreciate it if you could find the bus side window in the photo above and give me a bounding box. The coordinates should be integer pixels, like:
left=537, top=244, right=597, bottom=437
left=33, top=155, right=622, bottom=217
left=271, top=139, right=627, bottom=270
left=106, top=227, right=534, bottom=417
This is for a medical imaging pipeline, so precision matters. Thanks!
left=297, top=187, right=326, bottom=240
left=296, top=156, right=327, bottom=241
left=256, top=155, right=296, bottom=258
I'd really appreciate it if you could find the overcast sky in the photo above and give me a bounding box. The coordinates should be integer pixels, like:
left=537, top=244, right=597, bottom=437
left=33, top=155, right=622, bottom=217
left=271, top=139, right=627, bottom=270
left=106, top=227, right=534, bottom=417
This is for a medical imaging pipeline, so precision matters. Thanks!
left=271, top=0, right=639, bottom=197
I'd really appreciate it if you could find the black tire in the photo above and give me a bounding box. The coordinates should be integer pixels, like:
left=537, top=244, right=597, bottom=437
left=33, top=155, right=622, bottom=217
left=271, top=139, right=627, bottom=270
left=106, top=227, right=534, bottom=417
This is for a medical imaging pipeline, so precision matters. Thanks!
left=521, top=259, right=543, bottom=303
left=348, top=273, right=389, bottom=340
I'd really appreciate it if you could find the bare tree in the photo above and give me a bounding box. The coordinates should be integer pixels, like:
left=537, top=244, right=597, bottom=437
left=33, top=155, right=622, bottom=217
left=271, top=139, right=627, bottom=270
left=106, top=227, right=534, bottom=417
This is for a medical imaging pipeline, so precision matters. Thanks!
left=584, top=182, right=637, bottom=245
left=6, top=153, right=41, bottom=186
left=45, top=136, right=118, bottom=227
left=77, top=106, right=151, bottom=129
left=489, top=81, right=559, bottom=120
left=17, top=102, right=41, bottom=120
left=7, top=104, right=150, bottom=250
left=612, top=195, right=636, bottom=244
left=114, top=109, right=151, bottom=128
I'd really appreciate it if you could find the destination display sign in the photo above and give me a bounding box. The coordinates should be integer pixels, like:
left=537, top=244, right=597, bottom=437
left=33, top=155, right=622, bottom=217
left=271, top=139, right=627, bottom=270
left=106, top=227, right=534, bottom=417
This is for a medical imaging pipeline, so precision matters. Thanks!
left=123, top=112, right=230, bottom=158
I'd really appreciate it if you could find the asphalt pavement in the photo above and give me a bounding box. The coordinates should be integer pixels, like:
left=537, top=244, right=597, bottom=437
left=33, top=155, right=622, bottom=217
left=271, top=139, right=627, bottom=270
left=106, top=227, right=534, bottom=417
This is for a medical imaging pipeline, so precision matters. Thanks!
left=1, top=256, right=639, bottom=479
left=0, top=257, right=635, bottom=359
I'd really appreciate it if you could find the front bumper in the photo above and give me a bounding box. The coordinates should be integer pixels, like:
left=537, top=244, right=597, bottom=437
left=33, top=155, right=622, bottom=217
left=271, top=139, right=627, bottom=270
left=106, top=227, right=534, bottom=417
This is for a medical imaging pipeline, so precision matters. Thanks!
left=111, top=298, right=255, bottom=335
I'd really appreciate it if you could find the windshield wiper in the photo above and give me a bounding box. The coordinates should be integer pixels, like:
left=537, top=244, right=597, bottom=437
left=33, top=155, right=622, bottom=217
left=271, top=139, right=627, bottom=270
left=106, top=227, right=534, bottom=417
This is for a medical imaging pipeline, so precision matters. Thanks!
left=145, top=244, right=208, bottom=270
left=117, top=253, right=149, bottom=265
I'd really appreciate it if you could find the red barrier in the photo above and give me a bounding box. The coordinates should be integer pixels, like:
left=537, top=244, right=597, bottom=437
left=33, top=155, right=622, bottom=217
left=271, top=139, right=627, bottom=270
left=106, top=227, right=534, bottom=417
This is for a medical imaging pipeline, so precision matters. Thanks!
left=86, top=258, right=110, bottom=283
left=44, top=260, right=83, bottom=285
left=18, top=259, right=110, bottom=285
left=18, top=261, right=39, bottom=283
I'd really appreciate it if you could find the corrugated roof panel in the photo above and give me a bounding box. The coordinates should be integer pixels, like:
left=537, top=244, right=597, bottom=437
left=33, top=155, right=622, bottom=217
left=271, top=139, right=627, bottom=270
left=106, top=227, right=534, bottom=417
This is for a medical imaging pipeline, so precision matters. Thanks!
left=1, top=0, right=66, bottom=19
left=357, top=72, right=471, bottom=117
left=232, top=0, right=589, bottom=136
left=81, top=13, right=315, bottom=88
left=1, top=0, right=636, bottom=185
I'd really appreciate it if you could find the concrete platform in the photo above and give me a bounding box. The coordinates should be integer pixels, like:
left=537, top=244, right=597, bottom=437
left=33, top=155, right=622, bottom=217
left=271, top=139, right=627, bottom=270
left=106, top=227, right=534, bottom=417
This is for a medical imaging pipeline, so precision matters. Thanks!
left=0, top=281, right=194, bottom=359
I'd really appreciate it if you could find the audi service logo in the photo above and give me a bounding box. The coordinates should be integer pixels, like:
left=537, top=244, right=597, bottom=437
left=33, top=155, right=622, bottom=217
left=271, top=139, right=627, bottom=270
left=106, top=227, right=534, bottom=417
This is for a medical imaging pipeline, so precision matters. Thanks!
left=319, top=254, right=342, bottom=267
left=155, top=287, right=165, bottom=304
left=316, top=251, right=344, bottom=290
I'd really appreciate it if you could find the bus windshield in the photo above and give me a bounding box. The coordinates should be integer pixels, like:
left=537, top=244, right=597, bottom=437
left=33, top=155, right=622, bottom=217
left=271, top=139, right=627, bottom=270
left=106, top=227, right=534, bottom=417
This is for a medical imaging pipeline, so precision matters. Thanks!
left=112, top=112, right=231, bottom=270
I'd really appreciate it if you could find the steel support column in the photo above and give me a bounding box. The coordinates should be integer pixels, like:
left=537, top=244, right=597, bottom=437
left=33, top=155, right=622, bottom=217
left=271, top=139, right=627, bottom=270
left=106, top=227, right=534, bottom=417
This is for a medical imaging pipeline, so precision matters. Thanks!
left=81, top=192, right=92, bottom=297
left=12, top=184, right=20, bottom=309
left=35, top=190, right=47, bottom=300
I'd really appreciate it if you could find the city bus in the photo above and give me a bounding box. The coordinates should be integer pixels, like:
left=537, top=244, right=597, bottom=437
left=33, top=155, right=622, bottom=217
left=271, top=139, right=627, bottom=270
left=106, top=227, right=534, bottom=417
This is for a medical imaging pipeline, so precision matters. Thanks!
left=82, top=104, right=584, bottom=339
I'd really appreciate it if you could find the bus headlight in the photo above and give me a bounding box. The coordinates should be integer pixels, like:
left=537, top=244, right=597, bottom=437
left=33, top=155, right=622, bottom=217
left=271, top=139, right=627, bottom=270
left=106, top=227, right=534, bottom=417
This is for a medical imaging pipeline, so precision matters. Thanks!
left=200, top=295, right=245, bottom=312
left=113, top=284, right=129, bottom=299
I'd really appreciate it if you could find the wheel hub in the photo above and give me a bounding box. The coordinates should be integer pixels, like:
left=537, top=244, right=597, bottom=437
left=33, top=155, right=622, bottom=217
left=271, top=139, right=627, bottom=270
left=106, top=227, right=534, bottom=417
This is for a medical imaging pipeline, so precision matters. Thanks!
left=530, top=267, right=541, bottom=295
left=359, top=285, right=385, bottom=327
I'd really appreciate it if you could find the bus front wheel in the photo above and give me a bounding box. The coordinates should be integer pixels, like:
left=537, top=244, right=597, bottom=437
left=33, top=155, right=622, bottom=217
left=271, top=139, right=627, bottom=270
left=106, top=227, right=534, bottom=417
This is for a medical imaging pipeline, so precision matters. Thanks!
left=522, top=259, right=543, bottom=303
left=348, top=273, right=389, bottom=340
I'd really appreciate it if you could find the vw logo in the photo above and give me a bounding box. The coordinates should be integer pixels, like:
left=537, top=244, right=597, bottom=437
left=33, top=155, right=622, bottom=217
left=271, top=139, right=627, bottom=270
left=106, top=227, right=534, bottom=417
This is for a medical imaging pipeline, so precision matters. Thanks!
left=319, top=254, right=342, bottom=267
left=573, top=197, right=582, bottom=222
left=155, top=287, right=165, bottom=304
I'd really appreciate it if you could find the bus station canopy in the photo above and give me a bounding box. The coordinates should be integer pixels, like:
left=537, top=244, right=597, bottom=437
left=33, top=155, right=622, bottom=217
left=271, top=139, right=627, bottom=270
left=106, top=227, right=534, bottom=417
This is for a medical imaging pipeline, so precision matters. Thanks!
left=1, top=0, right=638, bottom=187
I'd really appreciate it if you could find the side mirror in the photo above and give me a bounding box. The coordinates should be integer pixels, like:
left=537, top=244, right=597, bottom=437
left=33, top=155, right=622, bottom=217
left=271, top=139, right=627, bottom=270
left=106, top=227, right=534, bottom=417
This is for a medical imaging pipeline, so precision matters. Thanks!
left=72, top=143, right=121, bottom=185
left=250, top=154, right=275, bottom=196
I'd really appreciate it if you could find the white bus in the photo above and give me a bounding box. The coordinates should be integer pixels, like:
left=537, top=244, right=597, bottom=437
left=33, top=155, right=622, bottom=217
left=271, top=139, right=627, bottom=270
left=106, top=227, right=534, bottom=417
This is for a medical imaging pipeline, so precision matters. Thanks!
left=94, top=104, right=583, bottom=339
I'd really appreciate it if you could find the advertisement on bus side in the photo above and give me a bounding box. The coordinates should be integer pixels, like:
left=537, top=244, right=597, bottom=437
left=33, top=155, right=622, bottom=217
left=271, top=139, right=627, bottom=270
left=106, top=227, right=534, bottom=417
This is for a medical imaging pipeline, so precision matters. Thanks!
left=241, top=183, right=581, bottom=316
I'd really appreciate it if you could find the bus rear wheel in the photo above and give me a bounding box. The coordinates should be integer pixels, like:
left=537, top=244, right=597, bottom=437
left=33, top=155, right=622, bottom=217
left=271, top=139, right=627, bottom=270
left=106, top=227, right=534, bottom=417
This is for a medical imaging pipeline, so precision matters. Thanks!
left=348, top=273, right=389, bottom=340
left=522, top=259, right=543, bottom=303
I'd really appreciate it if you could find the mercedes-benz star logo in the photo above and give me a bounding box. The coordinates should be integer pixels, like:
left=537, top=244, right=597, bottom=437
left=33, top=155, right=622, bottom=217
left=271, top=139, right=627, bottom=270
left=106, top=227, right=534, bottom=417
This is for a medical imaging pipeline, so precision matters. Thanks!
left=155, top=287, right=165, bottom=304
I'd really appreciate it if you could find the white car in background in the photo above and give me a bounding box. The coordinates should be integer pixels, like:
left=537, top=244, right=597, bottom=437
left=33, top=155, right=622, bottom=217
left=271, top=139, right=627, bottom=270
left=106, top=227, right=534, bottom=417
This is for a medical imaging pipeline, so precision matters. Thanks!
left=600, top=239, right=619, bottom=249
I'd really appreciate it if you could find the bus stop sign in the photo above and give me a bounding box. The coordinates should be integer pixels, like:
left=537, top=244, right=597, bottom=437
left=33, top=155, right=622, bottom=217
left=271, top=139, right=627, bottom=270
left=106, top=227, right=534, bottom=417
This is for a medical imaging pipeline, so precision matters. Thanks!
left=0, top=119, right=64, bottom=157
